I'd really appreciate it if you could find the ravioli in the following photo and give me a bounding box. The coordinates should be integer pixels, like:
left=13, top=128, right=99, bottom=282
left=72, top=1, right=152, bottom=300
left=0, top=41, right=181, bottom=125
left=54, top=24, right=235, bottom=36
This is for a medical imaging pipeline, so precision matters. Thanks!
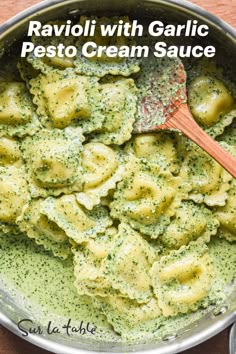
left=188, top=75, right=234, bottom=127
left=179, top=143, right=233, bottom=206
left=0, top=82, right=40, bottom=137
left=29, top=69, right=104, bottom=132
left=150, top=241, right=215, bottom=316
left=101, top=223, right=157, bottom=303
left=187, top=60, right=235, bottom=138
left=0, top=137, right=23, bottom=167
left=0, top=166, right=29, bottom=234
left=72, top=228, right=118, bottom=297
left=77, top=143, right=124, bottom=210
left=93, top=296, right=161, bottom=335
left=125, top=132, right=179, bottom=173
left=41, top=194, right=112, bottom=244
left=92, top=78, right=138, bottom=145
left=21, top=127, right=84, bottom=197
left=159, top=201, right=219, bottom=249
left=215, top=180, right=236, bottom=242
left=26, top=21, right=75, bottom=74
left=75, top=16, right=140, bottom=77
left=111, top=158, right=185, bottom=238
left=18, top=199, right=71, bottom=259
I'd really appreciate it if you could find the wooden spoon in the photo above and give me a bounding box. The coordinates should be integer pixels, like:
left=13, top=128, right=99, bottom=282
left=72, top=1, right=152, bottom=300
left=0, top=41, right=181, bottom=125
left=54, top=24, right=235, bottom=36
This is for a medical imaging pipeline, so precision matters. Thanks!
left=134, top=57, right=236, bottom=178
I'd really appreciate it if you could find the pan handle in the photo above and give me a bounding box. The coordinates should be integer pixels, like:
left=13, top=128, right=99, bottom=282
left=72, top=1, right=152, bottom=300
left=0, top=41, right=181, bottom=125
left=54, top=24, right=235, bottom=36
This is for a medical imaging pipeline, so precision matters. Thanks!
left=229, top=322, right=236, bottom=354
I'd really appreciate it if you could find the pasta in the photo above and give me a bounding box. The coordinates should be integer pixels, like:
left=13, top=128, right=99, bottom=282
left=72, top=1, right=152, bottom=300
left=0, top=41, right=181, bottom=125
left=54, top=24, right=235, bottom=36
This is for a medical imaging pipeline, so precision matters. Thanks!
left=215, top=180, right=236, bottom=241
left=0, top=166, right=29, bottom=234
left=76, top=142, right=125, bottom=209
left=92, top=77, right=138, bottom=144
left=73, top=223, right=157, bottom=303
left=125, top=132, right=180, bottom=173
left=101, top=223, right=157, bottom=303
left=75, top=16, right=140, bottom=77
left=188, top=75, right=234, bottom=127
left=110, top=158, right=185, bottom=238
left=73, top=227, right=119, bottom=297
left=150, top=241, right=214, bottom=316
left=187, top=59, right=236, bottom=138
left=159, top=201, right=219, bottom=249
left=18, top=199, right=71, bottom=259
left=0, top=82, right=40, bottom=137
left=21, top=127, right=85, bottom=197
left=0, top=137, right=23, bottom=167
left=41, top=195, right=112, bottom=244
left=179, top=143, right=233, bottom=206
left=29, top=69, right=104, bottom=132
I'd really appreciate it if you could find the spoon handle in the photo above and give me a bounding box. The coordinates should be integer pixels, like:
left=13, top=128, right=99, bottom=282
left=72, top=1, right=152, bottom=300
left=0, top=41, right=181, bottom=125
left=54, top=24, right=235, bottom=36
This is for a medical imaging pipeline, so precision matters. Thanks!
left=164, top=104, right=236, bottom=178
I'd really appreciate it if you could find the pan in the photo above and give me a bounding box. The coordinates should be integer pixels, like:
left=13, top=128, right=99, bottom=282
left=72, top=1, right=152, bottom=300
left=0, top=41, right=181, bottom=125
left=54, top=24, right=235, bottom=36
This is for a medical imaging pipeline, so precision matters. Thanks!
left=0, top=1, right=235, bottom=353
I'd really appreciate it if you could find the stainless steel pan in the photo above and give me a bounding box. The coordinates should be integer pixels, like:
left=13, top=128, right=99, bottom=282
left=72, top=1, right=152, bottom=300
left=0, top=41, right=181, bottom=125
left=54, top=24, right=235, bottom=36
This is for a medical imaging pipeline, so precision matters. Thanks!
left=0, top=1, right=236, bottom=353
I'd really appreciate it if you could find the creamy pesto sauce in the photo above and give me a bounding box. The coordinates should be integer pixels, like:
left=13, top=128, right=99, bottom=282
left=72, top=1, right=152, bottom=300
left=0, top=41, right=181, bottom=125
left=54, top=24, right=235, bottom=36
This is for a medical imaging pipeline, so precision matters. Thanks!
left=0, top=233, right=117, bottom=342
left=0, top=233, right=235, bottom=343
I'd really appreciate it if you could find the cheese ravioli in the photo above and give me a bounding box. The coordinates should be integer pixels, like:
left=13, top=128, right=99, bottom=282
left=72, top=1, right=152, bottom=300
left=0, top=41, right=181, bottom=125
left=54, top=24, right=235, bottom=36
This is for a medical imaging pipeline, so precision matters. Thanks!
left=75, top=16, right=140, bottom=77
left=0, top=166, right=30, bottom=234
left=179, top=143, right=234, bottom=206
left=41, top=195, right=112, bottom=244
left=92, top=78, right=138, bottom=145
left=215, top=180, right=236, bottom=241
left=21, top=127, right=84, bottom=197
left=159, top=201, right=219, bottom=250
left=111, top=158, right=185, bottom=238
left=30, top=69, right=104, bottom=132
left=150, top=241, right=214, bottom=316
left=18, top=199, right=71, bottom=259
left=0, top=82, right=40, bottom=137
left=77, top=142, right=124, bottom=210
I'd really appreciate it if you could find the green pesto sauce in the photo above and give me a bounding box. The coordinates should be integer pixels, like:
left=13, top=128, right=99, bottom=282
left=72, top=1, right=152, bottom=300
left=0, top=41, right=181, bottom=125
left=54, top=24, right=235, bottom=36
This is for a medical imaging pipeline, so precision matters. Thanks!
left=0, top=233, right=235, bottom=344
left=0, top=233, right=117, bottom=343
